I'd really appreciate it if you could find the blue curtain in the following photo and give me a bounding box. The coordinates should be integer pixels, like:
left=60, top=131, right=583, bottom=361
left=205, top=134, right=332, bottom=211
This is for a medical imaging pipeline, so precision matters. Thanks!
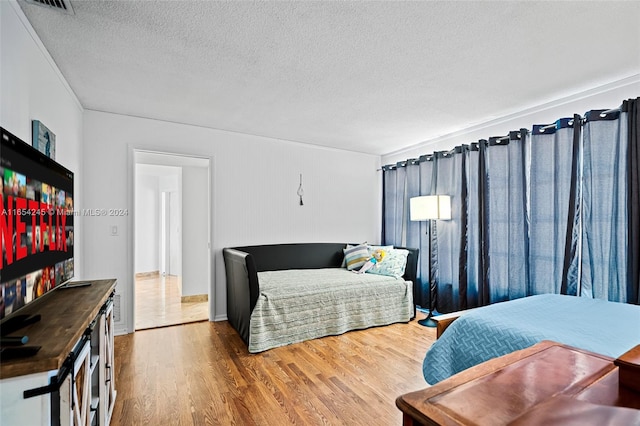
left=580, top=110, right=628, bottom=302
left=405, top=158, right=422, bottom=252
left=382, top=97, right=639, bottom=310
left=624, top=99, right=640, bottom=304
left=466, top=144, right=481, bottom=308
left=417, top=157, right=436, bottom=309
left=528, top=119, right=578, bottom=295
left=404, top=158, right=425, bottom=306
left=484, top=131, right=529, bottom=303
left=382, top=162, right=407, bottom=248
left=433, top=149, right=466, bottom=313
left=383, top=158, right=434, bottom=308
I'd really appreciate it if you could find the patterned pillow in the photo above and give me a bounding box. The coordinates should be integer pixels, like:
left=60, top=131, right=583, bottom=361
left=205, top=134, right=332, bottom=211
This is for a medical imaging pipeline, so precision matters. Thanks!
left=341, top=244, right=354, bottom=267
left=343, top=244, right=371, bottom=270
left=367, top=248, right=409, bottom=278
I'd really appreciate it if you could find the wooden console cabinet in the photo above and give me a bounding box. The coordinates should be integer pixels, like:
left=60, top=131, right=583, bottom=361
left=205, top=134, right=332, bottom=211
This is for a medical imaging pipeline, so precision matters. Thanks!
left=397, top=341, right=640, bottom=425
left=0, top=279, right=117, bottom=426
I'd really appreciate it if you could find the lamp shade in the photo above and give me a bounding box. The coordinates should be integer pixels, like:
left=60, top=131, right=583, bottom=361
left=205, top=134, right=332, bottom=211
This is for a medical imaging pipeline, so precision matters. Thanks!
left=410, top=195, right=451, bottom=221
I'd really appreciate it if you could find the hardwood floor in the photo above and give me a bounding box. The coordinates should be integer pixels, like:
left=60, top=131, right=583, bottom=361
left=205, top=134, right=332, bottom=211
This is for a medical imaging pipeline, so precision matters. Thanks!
left=135, top=274, right=208, bottom=330
left=112, top=313, right=436, bottom=425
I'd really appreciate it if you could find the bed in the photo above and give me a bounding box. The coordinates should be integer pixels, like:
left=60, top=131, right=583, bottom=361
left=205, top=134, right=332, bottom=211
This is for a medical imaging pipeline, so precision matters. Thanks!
left=223, top=243, right=419, bottom=353
left=423, top=294, right=640, bottom=384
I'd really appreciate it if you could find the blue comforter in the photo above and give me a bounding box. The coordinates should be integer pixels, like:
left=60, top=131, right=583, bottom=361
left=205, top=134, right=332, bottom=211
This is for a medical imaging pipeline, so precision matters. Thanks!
left=423, top=294, right=640, bottom=384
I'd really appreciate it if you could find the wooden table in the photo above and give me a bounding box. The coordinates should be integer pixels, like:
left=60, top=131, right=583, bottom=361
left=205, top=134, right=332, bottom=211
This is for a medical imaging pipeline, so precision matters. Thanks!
left=0, top=279, right=117, bottom=379
left=396, top=341, right=640, bottom=425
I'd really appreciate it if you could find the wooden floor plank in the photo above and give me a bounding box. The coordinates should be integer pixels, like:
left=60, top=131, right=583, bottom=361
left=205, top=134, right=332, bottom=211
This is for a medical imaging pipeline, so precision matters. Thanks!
left=135, top=275, right=208, bottom=330
left=112, top=314, right=435, bottom=425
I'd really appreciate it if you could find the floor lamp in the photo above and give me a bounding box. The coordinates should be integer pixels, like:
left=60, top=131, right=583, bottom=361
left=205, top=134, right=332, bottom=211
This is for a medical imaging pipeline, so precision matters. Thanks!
left=410, top=195, right=451, bottom=327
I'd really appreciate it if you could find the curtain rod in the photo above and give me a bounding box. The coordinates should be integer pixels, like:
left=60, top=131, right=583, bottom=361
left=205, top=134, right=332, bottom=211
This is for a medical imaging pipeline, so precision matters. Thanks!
left=540, top=119, right=575, bottom=131
left=539, top=107, right=619, bottom=132
left=600, top=107, right=620, bottom=117
left=496, top=130, right=523, bottom=142
left=379, top=105, right=624, bottom=171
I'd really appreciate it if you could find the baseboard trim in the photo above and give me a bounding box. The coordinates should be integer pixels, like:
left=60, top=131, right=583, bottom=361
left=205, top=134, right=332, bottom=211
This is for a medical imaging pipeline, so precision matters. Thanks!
left=181, top=294, right=208, bottom=303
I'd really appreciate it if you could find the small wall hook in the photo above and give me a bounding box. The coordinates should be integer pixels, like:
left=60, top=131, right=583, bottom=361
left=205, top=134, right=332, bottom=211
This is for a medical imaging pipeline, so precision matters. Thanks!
left=297, top=173, right=304, bottom=206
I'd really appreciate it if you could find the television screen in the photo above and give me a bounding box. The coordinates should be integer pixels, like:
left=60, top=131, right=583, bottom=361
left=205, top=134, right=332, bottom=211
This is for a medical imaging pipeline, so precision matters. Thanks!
left=0, top=127, right=74, bottom=321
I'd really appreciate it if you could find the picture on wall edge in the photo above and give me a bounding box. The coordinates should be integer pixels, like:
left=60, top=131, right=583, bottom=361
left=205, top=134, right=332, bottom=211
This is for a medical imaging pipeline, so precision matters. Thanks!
left=32, top=120, right=56, bottom=160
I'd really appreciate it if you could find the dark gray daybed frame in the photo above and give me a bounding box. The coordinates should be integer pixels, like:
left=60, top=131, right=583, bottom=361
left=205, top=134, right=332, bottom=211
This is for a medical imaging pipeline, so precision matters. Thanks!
left=222, top=243, right=419, bottom=346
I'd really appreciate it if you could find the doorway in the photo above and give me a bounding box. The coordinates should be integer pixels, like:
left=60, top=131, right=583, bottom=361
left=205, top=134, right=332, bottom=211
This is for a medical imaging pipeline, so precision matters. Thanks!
left=133, top=151, right=210, bottom=330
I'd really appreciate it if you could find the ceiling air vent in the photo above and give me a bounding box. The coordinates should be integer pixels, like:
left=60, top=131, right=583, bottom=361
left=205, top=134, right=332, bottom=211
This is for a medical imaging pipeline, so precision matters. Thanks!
left=24, top=0, right=75, bottom=15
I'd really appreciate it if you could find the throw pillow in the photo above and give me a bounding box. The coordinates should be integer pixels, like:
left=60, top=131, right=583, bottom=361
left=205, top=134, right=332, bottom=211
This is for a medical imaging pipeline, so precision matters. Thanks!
left=367, top=248, right=409, bottom=278
left=343, top=244, right=371, bottom=271
left=341, top=244, right=353, bottom=268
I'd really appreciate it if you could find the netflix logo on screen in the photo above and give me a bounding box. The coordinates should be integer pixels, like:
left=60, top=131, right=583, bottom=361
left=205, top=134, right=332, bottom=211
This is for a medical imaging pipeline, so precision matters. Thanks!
left=1, top=195, right=71, bottom=269
left=1, top=127, right=74, bottom=320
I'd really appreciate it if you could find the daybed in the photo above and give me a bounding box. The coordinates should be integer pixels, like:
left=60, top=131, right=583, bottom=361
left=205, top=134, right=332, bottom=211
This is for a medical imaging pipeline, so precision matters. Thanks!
left=223, top=243, right=418, bottom=353
left=423, top=294, right=640, bottom=384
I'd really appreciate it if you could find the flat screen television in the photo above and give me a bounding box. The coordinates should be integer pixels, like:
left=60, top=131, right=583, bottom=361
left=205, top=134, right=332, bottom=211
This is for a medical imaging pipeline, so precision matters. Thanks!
left=0, top=127, right=74, bottom=323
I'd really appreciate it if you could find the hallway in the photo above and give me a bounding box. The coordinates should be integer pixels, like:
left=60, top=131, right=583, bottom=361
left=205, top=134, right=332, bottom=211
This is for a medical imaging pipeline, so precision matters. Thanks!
left=135, top=273, right=208, bottom=330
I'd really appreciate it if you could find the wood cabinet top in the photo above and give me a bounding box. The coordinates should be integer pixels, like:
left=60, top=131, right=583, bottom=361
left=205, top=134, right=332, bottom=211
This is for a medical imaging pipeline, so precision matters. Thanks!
left=396, top=341, right=640, bottom=426
left=0, top=279, right=117, bottom=379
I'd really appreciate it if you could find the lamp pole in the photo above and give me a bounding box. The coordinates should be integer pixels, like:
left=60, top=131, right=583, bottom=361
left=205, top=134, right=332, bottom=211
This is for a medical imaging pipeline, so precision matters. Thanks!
left=418, top=218, right=439, bottom=327
left=409, top=195, right=449, bottom=327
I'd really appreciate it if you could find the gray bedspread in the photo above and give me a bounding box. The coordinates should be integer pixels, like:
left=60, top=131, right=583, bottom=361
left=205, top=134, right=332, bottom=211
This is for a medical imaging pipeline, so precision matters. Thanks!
left=249, top=268, right=413, bottom=353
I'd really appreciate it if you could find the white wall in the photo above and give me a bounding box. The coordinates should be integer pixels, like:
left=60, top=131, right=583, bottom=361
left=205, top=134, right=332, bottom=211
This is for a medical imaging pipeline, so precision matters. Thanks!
left=159, top=172, right=180, bottom=193
left=382, top=76, right=640, bottom=165
left=82, top=110, right=382, bottom=333
left=134, top=164, right=183, bottom=275
left=0, top=7, right=86, bottom=421
left=0, top=1, right=84, bottom=277
left=168, top=185, right=182, bottom=276
left=181, top=166, right=209, bottom=297
left=158, top=171, right=182, bottom=276
left=133, top=168, right=159, bottom=273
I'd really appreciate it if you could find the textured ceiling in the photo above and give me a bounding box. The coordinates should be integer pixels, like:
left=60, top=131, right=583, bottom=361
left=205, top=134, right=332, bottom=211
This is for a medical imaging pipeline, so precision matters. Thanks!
left=17, top=1, right=640, bottom=155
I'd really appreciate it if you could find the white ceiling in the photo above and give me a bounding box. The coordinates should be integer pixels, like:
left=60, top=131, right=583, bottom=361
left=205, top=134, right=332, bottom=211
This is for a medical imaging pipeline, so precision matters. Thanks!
left=17, top=0, right=640, bottom=156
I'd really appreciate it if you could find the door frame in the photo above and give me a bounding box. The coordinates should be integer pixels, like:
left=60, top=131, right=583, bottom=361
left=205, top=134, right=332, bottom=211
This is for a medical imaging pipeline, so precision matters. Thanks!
left=129, top=146, right=213, bottom=333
